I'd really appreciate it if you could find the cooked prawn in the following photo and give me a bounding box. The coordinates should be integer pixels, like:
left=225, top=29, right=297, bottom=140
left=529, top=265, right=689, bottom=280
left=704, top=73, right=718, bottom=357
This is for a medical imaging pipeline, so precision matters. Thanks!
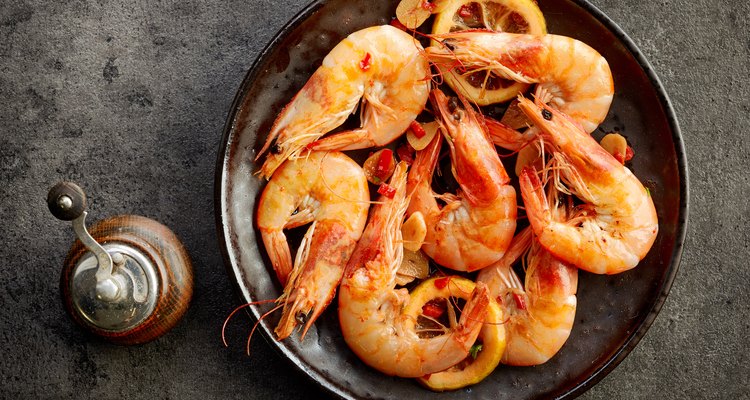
left=478, top=225, right=578, bottom=366
left=426, top=31, right=614, bottom=133
left=517, top=96, right=658, bottom=274
left=257, top=25, right=431, bottom=179
left=407, top=89, right=516, bottom=271
left=257, top=151, right=369, bottom=340
left=338, top=162, right=491, bottom=378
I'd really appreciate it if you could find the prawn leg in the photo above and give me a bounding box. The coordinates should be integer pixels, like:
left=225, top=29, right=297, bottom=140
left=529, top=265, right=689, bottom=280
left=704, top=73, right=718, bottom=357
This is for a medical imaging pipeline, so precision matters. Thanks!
left=484, top=116, right=537, bottom=151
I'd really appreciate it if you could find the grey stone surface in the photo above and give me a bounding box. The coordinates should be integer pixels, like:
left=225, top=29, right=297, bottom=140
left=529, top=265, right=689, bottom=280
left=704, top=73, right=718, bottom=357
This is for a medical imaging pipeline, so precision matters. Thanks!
left=0, top=0, right=746, bottom=399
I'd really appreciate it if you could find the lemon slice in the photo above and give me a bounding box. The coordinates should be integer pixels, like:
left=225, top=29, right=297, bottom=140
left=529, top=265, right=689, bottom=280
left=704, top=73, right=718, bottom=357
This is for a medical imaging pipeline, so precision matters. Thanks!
left=403, top=277, right=506, bottom=391
left=432, top=0, right=547, bottom=105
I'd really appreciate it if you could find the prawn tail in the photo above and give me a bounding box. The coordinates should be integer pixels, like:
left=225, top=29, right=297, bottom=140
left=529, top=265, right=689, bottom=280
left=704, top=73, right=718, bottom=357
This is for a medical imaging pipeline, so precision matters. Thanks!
left=452, top=282, right=491, bottom=350
left=260, top=230, right=293, bottom=286
left=519, top=167, right=552, bottom=235
left=504, top=227, right=534, bottom=265
left=307, top=129, right=373, bottom=151
left=485, top=117, right=534, bottom=152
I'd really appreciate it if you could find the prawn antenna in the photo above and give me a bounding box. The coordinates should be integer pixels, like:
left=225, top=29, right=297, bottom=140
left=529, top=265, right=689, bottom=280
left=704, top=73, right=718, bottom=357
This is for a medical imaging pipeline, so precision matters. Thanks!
left=484, top=315, right=512, bottom=326
left=421, top=33, right=472, bottom=87
left=247, top=303, right=284, bottom=356
left=222, top=299, right=278, bottom=348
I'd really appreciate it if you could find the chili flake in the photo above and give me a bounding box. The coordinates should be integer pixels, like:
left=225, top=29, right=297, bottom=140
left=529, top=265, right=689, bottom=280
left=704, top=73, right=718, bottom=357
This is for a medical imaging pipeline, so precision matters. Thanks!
left=377, top=183, right=396, bottom=198
left=421, top=0, right=436, bottom=12
left=359, top=52, right=372, bottom=71
left=409, top=120, right=427, bottom=139
left=422, top=299, right=446, bottom=319
left=434, top=276, right=451, bottom=289
left=375, top=149, right=394, bottom=179
left=512, top=293, right=526, bottom=310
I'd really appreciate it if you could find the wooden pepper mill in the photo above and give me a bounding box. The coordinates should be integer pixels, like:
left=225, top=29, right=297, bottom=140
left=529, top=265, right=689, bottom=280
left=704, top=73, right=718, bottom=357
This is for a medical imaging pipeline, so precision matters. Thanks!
left=47, top=182, right=193, bottom=345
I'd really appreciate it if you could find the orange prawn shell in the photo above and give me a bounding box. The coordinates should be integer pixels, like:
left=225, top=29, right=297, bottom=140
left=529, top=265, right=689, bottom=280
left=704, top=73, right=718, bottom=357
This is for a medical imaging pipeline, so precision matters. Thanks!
left=517, top=97, right=658, bottom=274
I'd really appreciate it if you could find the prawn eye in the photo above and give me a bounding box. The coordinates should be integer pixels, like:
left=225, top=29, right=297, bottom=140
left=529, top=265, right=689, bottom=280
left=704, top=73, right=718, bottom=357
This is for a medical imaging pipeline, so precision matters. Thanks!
left=295, top=312, right=308, bottom=325
left=441, top=40, right=456, bottom=51
left=272, top=143, right=283, bottom=154
left=448, top=97, right=459, bottom=114
left=542, top=109, right=553, bottom=120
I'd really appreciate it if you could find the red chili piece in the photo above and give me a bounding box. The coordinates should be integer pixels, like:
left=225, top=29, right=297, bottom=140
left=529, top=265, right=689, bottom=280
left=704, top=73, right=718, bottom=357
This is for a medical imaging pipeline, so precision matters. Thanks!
left=614, top=146, right=635, bottom=164
left=409, top=120, right=426, bottom=139
left=375, top=149, right=394, bottom=179
left=359, top=52, right=372, bottom=71
left=377, top=183, right=396, bottom=199
left=434, top=276, right=451, bottom=289
left=512, top=293, right=526, bottom=310
left=458, top=5, right=473, bottom=17
left=624, top=145, right=635, bottom=162
left=421, top=300, right=446, bottom=319
left=422, top=0, right=436, bottom=11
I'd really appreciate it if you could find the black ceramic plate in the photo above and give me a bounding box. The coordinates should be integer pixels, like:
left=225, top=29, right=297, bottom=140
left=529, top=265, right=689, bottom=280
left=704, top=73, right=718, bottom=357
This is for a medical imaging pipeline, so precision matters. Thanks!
left=215, top=0, right=688, bottom=398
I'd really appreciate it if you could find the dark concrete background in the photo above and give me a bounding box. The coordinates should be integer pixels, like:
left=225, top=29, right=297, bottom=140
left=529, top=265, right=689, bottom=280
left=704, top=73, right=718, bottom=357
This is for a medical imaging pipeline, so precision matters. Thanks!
left=0, top=0, right=747, bottom=398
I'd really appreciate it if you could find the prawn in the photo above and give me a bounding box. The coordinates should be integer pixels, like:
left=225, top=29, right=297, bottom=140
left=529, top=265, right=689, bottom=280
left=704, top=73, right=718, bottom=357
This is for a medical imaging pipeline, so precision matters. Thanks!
left=256, top=151, right=369, bottom=340
left=517, top=96, right=658, bottom=274
left=338, top=162, right=491, bottom=378
left=407, top=89, right=516, bottom=272
left=426, top=31, right=614, bottom=134
left=478, top=225, right=578, bottom=366
left=257, top=25, right=431, bottom=179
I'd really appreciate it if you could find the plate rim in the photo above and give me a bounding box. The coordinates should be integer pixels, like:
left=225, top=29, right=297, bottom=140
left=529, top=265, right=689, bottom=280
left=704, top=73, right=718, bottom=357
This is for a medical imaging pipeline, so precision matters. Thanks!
left=214, top=0, right=690, bottom=398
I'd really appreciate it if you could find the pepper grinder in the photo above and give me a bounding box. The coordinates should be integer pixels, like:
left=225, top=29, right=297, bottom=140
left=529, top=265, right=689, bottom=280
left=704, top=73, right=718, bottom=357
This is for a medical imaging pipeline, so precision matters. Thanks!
left=47, top=182, right=193, bottom=345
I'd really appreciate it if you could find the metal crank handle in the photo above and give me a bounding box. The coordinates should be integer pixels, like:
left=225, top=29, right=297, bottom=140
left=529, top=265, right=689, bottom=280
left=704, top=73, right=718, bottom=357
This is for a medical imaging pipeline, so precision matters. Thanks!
left=47, top=182, right=118, bottom=299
